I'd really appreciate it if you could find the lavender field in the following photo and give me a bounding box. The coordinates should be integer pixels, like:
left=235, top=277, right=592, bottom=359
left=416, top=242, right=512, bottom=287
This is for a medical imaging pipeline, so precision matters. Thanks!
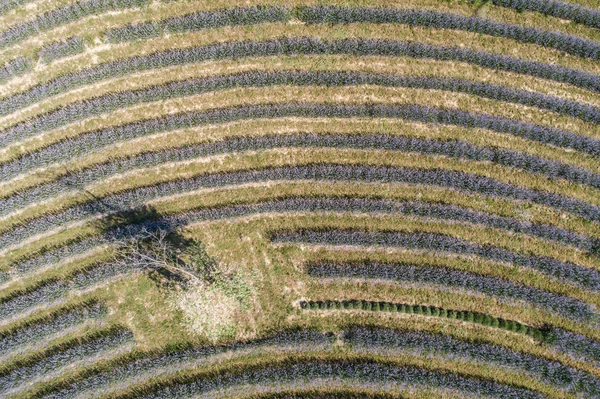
left=0, top=0, right=599, bottom=398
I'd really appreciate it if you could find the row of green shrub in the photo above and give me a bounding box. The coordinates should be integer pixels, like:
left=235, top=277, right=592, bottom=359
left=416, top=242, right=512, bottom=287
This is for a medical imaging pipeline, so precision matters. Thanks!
left=300, top=300, right=545, bottom=341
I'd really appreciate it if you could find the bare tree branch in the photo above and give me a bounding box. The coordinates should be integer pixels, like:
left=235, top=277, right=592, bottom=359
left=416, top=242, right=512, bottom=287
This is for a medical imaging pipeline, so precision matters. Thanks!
left=113, top=228, right=201, bottom=283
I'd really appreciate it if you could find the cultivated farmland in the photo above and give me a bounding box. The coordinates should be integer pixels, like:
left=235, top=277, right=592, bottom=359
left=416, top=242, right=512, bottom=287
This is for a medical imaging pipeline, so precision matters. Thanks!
left=0, top=0, right=599, bottom=398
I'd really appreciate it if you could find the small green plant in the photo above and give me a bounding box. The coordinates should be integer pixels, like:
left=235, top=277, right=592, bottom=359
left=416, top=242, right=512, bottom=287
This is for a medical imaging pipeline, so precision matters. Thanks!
left=470, top=0, right=491, bottom=7
left=518, top=324, right=529, bottom=334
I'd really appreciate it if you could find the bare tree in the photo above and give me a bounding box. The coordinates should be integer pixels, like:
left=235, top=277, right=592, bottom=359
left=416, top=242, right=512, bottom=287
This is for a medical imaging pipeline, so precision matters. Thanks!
left=113, top=228, right=201, bottom=283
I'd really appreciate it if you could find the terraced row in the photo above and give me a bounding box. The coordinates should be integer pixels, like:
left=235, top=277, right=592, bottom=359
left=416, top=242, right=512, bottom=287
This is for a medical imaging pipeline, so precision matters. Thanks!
left=5, top=0, right=598, bottom=36
left=15, top=326, right=600, bottom=399
left=0, top=0, right=147, bottom=49
left=4, top=94, right=598, bottom=220
left=4, top=70, right=599, bottom=158
left=2, top=2, right=599, bottom=75
left=0, top=260, right=140, bottom=325
left=0, top=326, right=134, bottom=399
left=306, top=260, right=598, bottom=325
left=0, top=300, right=106, bottom=362
left=4, top=162, right=599, bottom=269
left=5, top=49, right=599, bottom=133
left=2, top=110, right=598, bottom=254
left=3, top=35, right=599, bottom=121
left=305, top=247, right=600, bottom=368
left=3, top=132, right=600, bottom=247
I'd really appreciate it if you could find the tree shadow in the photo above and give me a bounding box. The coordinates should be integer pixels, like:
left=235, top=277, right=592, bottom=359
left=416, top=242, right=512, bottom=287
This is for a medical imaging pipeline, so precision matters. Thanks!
left=64, top=159, right=218, bottom=287
left=64, top=163, right=217, bottom=286
left=93, top=203, right=217, bottom=287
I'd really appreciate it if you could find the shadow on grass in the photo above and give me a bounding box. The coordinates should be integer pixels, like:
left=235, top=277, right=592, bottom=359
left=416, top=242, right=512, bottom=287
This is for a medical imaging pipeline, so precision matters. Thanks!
left=92, top=204, right=217, bottom=287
